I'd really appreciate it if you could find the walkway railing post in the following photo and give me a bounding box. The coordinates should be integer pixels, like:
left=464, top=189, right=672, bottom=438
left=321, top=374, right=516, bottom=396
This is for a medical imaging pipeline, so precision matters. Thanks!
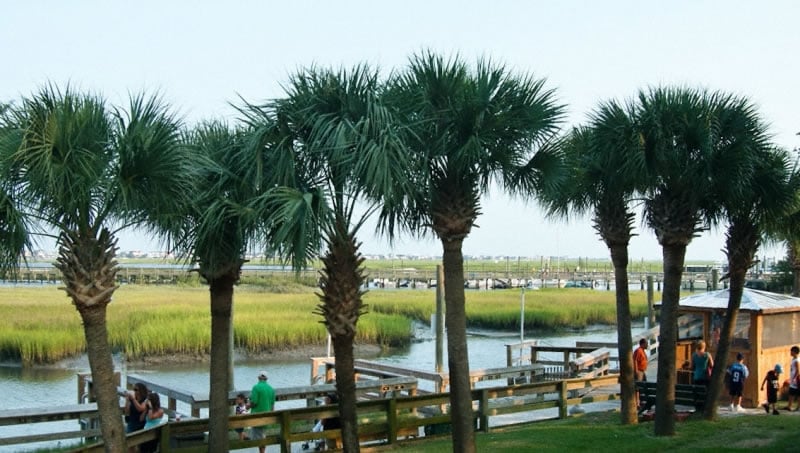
left=387, top=397, right=398, bottom=444
left=159, top=423, right=171, bottom=453
left=280, top=411, right=292, bottom=453
left=558, top=381, right=568, bottom=419
left=478, top=389, right=490, bottom=432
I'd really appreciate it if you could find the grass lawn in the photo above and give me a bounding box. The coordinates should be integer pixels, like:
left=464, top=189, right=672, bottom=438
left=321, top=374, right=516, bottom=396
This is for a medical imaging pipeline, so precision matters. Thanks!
left=375, top=411, right=800, bottom=452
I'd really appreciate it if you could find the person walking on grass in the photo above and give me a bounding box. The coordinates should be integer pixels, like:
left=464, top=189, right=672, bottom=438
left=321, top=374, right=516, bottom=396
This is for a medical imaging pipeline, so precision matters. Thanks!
left=787, top=346, right=800, bottom=411
left=691, top=340, right=714, bottom=387
left=726, top=352, right=749, bottom=412
left=248, top=370, right=276, bottom=453
left=761, top=364, right=783, bottom=415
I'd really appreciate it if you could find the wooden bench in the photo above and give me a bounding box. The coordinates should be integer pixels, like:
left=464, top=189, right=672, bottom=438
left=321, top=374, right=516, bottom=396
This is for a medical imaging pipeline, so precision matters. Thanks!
left=636, top=381, right=707, bottom=414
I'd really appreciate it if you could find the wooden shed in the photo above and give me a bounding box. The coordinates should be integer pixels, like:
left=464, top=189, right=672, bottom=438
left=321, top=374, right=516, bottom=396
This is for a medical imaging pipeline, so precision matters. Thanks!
left=658, top=288, right=800, bottom=408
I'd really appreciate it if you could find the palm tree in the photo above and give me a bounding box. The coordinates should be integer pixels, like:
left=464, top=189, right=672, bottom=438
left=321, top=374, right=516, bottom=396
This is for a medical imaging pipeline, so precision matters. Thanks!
left=381, top=52, right=564, bottom=453
left=164, top=122, right=269, bottom=452
left=0, top=86, right=188, bottom=452
left=542, top=99, right=644, bottom=424
left=635, top=87, right=761, bottom=435
left=768, top=196, right=800, bottom=297
left=241, top=64, right=408, bottom=453
left=702, top=99, right=795, bottom=419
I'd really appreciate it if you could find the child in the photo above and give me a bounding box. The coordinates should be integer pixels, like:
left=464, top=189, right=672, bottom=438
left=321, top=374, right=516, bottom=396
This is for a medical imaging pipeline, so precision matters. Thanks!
left=235, top=393, right=249, bottom=440
left=726, top=352, right=749, bottom=412
left=761, top=364, right=783, bottom=415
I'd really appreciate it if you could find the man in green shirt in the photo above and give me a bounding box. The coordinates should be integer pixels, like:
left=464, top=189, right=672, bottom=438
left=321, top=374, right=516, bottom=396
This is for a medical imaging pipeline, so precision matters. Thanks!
left=248, top=370, right=276, bottom=453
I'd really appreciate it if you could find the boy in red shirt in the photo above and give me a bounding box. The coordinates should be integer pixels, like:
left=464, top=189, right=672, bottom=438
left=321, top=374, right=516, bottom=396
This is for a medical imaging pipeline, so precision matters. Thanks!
left=633, top=338, right=648, bottom=409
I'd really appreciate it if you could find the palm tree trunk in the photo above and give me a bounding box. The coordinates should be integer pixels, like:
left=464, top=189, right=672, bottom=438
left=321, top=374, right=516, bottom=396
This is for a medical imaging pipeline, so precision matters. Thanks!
left=208, top=273, right=236, bottom=453
left=790, top=242, right=800, bottom=297
left=80, top=304, right=126, bottom=453
left=333, top=335, right=359, bottom=452
left=704, top=223, right=758, bottom=420
left=441, top=238, right=475, bottom=453
left=609, top=244, right=636, bottom=424
left=704, top=269, right=745, bottom=419
left=654, top=243, right=685, bottom=436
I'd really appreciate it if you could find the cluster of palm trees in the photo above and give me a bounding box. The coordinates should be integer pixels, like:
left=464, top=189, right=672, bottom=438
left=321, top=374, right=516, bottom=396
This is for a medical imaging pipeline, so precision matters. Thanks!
left=1, top=52, right=798, bottom=452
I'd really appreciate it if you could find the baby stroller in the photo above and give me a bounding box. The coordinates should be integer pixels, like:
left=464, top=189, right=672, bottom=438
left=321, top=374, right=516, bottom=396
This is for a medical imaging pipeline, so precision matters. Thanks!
left=301, top=419, right=325, bottom=451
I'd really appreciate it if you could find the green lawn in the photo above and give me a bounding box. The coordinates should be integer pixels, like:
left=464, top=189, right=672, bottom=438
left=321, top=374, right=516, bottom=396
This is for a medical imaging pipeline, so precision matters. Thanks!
left=377, top=411, right=800, bottom=452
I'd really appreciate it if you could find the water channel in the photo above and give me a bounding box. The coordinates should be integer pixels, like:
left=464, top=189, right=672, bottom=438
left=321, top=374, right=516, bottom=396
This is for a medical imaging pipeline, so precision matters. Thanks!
left=0, top=319, right=645, bottom=453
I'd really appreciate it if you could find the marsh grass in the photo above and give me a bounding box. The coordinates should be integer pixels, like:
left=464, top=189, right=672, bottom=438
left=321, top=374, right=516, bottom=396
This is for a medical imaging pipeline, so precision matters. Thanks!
left=1, top=284, right=656, bottom=365
left=0, top=285, right=410, bottom=365
left=367, top=288, right=650, bottom=331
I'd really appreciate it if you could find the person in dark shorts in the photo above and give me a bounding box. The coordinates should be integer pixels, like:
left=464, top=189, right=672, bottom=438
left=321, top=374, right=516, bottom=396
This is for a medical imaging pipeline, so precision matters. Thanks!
left=761, top=363, right=783, bottom=415
left=726, top=352, right=749, bottom=412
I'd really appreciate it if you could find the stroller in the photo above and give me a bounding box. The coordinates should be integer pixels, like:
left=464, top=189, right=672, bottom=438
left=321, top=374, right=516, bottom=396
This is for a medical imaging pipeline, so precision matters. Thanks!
left=301, top=419, right=325, bottom=451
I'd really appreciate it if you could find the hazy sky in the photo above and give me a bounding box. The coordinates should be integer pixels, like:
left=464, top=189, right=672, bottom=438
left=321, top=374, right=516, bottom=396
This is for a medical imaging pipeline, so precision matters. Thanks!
left=2, top=1, right=797, bottom=261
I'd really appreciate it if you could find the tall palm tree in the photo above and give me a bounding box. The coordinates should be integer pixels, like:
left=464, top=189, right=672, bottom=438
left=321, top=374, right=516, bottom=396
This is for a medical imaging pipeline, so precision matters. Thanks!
left=542, top=99, right=644, bottom=424
left=0, top=103, right=32, bottom=274
left=767, top=195, right=800, bottom=297
left=703, top=99, right=795, bottom=419
left=241, top=64, right=407, bottom=453
left=636, top=87, right=758, bottom=435
left=381, top=52, right=564, bottom=453
left=0, top=86, right=189, bottom=452
left=164, top=122, right=269, bottom=452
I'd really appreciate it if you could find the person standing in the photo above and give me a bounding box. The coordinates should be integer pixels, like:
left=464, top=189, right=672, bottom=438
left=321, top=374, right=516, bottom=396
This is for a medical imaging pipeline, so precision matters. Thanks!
left=248, top=370, right=276, bottom=453
left=761, top=363, right=783, bottom=415
left=234, top=393, right=250, bottom=440
left=787, top=346, right=800, bottom=411
left=691, top=340, right=714, bottom=386
left=633, top=338, right=648, bottom=409
left=140, top=392, right=165, bottom=453
left=726, top=352, right=749, bottom=412
left=124, top=383, right=148, bottom=433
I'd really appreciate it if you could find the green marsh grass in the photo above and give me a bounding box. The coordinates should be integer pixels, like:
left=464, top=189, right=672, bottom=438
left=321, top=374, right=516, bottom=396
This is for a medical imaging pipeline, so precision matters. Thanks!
left=367, top=288, right=650, bottom=331
left=2, top=284, right=660, bottom=365
left=0, top=285, right=411, bottom=365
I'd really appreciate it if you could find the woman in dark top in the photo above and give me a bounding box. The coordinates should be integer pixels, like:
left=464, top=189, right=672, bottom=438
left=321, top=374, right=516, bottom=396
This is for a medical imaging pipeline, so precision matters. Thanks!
left=124, top=382, right=148, bottom=433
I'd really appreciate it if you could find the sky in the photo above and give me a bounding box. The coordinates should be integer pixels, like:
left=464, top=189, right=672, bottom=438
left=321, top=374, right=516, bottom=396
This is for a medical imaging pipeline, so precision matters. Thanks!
left=2, top=1, right=798, bottom=262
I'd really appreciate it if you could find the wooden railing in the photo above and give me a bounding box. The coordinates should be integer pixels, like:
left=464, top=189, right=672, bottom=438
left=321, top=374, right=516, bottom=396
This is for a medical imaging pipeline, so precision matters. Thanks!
left=65, top=374, right=621, bottom=453
left=122, top=373, right=418, bottom=419
left=322, top=359, right=545, bottom=394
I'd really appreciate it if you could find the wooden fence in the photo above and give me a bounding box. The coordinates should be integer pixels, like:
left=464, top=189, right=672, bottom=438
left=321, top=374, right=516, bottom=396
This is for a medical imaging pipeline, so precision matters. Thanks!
left=1, top=374, right=620, bottom=452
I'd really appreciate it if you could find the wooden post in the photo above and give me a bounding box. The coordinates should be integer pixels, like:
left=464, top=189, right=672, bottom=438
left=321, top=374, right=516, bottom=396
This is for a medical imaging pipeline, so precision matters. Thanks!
left=558, top=381, right=568, bottom=419
left=647, top=275, right=655, bottom=327
left=478, top=389, right=489, bottom=432
left=159, top=423, right=171, bottom=453
left=280, top=411, right=292, bottom=453
left=435, top=265, right=445, bottom=374
left=387, top=398, right=398, bottom=444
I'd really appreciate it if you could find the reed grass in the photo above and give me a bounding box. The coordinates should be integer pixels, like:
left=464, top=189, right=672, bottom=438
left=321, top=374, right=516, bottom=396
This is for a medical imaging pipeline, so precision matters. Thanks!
left=1, top=283, right=662, bottom=365
left=0, top=285, right=411, bottom=365
left=366, top=288, right=651, bottom=330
